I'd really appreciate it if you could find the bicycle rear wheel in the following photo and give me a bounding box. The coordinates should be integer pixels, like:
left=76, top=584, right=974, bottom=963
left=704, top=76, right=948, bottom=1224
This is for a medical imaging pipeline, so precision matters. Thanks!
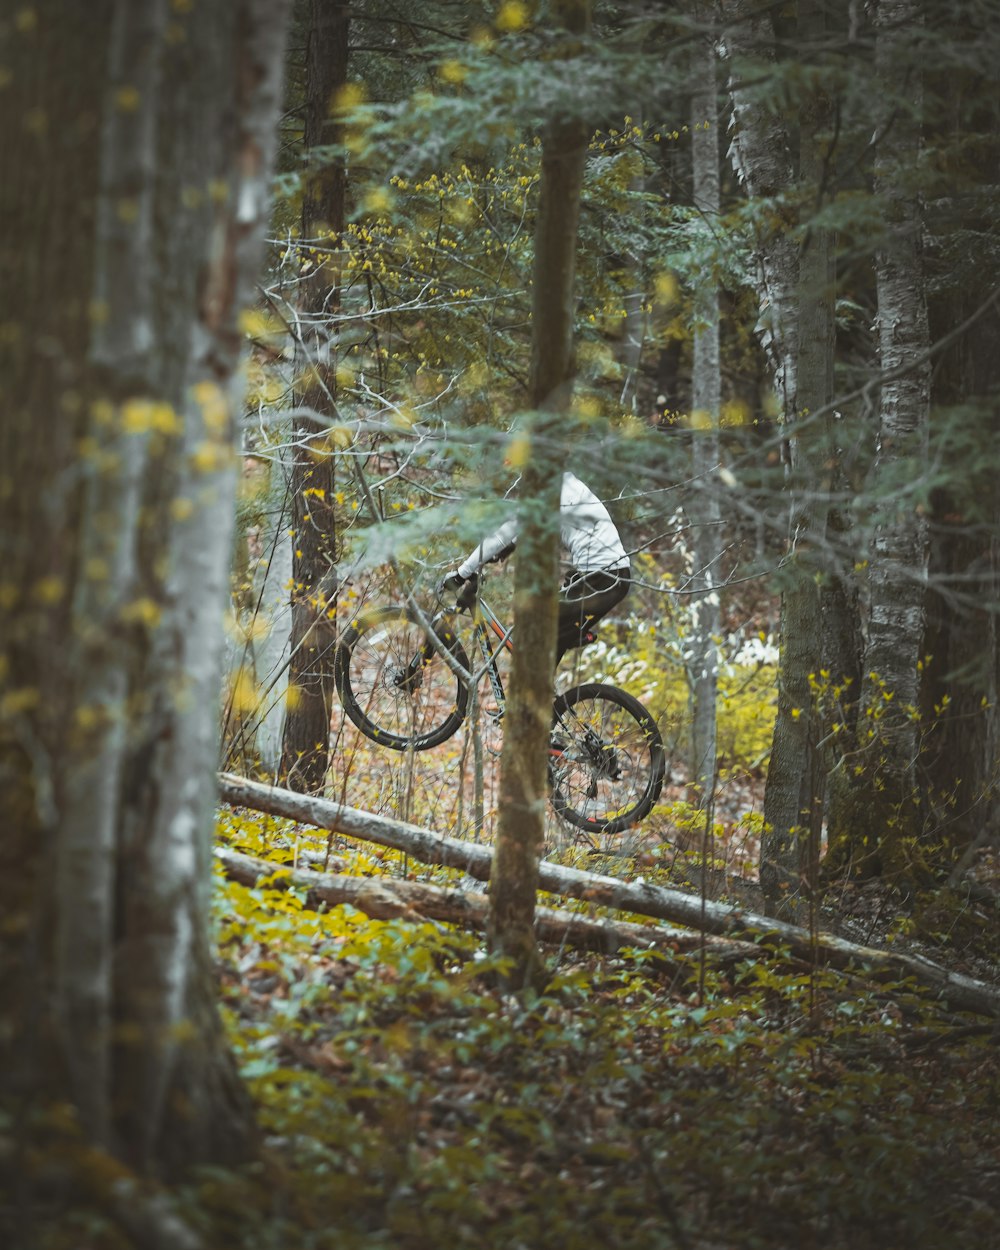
left=549, top=682, right=665, bottom=834
left=335, top=605, right=470, bottom=751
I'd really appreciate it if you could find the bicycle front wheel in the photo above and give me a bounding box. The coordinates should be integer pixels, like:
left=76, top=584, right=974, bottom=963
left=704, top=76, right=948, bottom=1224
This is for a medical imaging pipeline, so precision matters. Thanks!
left=335, top=605, right=470, bottom=751
left=550, top=682, right=665, bottom=834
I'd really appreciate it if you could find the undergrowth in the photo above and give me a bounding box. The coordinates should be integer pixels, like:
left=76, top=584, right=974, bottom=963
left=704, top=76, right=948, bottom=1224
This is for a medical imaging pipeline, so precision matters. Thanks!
left=190, top=811, right=1000, bottom=1250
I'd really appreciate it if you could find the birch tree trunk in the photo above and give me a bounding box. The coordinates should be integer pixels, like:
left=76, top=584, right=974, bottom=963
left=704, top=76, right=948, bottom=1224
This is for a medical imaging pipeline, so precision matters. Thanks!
left=722, top=0, right=809, bottom=918
left=722, top=0, right=844, bottom=917
left=720, top=1, right=799, bottom=419
left=0, top=0, right=290, bottom=1177
left=280, top=0, right=350, bottom=793
left=838, top=0, right=931, bottom=881
left=687, top=25, right=722, bottom=804
left=487, top=0, right=592, bottom=989
left=223, top=448, right=295, bottom=774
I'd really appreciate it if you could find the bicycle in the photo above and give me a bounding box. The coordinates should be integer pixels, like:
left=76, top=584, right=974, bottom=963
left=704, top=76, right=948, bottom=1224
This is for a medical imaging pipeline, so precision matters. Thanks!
left=334, top=571, right=665, bottom=835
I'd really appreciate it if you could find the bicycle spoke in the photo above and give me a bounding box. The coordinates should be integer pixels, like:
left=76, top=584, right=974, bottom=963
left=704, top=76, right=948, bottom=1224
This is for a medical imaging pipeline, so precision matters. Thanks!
left=335, top=608, right=469, bottom=751
left=550, top=684, right=664, bottom=834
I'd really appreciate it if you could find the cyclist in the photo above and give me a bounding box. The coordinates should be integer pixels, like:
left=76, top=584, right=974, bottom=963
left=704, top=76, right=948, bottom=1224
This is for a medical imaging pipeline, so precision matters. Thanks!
left=441, top=470, right=631, bottom=665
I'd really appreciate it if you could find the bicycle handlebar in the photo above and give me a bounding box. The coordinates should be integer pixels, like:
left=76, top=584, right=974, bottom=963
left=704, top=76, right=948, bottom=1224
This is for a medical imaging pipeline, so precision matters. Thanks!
left=455, top=572, right=479, bottom=611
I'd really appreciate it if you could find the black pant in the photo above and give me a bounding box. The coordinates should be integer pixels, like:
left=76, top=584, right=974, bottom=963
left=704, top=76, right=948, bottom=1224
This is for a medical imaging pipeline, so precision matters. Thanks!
left=555, top=566, right=630, bottom=664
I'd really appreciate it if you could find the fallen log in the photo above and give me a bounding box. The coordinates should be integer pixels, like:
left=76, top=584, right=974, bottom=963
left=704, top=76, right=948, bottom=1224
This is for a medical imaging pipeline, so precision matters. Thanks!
left=216, top=846, right=758, bottom=964
left=218, top=773, right=1000, bottom=1017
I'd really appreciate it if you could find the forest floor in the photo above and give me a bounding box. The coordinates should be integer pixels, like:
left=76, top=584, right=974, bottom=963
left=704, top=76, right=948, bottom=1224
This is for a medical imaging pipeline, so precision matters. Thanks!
left=200, top=793, right=1000, bottom=1250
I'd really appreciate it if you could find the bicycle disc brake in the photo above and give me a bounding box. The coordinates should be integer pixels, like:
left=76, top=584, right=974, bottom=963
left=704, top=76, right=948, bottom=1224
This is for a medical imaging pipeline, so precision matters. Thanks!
left=391, top=655, right=425, bottom=694
left=583, top=730, right=620, bottom=780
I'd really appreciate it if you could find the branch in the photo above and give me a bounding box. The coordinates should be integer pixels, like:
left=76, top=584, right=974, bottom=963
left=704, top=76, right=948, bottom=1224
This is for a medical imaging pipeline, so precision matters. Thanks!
left=216, top=845, right=757, bottom=964
left=218, top=773, right=1000, bottom=1017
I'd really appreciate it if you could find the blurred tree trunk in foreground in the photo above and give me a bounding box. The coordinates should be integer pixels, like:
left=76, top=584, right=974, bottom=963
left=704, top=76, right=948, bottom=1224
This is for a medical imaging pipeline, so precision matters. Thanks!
left=0, top=0, right=290, bottom=1180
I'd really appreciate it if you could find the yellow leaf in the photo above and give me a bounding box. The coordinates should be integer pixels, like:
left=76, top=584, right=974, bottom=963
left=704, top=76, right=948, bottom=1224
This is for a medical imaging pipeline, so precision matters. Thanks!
left=438, top=59, right=468, bottom=84
left=120, top=597, right=162, bottom=628
left=505, top=430, right=532, bottom=469
left=33, top=576, right=64, bottom=605
left=239, top=308, right=285, bottom=340
left=1, top=687, right=39, bottom=716
left=332, top=81, right=366, bottom=114
left=496, top=0, right=529, bottom=32
left=193, top=380, right=227, bottom=433
left=191, top=440, right=229, bottom=472
left=653, top=271, right=678, bottom=306
left=115, top=85, right=140, bottom=112
left=229, top=667, right=262, bottom=715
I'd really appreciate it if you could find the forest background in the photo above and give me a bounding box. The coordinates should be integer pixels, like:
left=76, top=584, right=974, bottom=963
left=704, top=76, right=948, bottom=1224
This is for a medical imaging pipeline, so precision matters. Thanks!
left=1, top=1, right=999, bottom=1248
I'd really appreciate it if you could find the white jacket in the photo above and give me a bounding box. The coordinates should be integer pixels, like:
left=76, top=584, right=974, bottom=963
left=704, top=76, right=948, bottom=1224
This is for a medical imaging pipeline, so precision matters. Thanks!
left=457, top=472, right=629, bottom=579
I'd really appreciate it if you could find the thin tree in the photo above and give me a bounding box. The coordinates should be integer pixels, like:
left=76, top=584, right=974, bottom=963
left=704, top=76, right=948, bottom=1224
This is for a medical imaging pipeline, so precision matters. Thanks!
left=687, top=17, right=722, bottom=807
left=487, top=0, right=593, bottom=989
left=0, top=0, right=290, bottom=1183
left=920, top=45, right=1000, bottom=873
left=837, top=0, right=931, bottom=880
left=280, top=0, right=350, bottom=793
left=722, top=0, right=819, bottom=918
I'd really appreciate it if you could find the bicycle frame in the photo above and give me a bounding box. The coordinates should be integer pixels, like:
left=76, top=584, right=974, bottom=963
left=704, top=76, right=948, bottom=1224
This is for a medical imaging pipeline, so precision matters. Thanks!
left=425, top=589, right=513, bottom=718
left=438, top=576, right=599, bottom=729
left=457, top=596, right=625, bottom=784
left=467, top=596, right=513, bottom=716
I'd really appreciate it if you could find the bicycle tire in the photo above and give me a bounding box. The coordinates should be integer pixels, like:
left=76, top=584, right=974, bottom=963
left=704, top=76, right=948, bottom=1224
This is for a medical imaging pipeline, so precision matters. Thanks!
left=334, top=605, right=470, bottom=751
left=549, top=682, right=665, bottom=834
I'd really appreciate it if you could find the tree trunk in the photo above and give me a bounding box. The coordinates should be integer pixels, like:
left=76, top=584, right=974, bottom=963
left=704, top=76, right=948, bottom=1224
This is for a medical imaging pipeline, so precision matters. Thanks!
left=0, top=0, right=290, bottom=1179
left=720, top=0, right=799, bottom=419
left=223, top=451, right=295, bottom=774
left=779, top=0, right=840, bottom=908
left=722, top=0, right=827, bottom=919
left=919, top=28, right=1000, bottom=869
left=830, top=0, right=931, bottom=884
left=280, top=0, right=350, bottom=793
left=687, top=24, right=722, bottom=803
left=487, top=0, right=592, bottom=989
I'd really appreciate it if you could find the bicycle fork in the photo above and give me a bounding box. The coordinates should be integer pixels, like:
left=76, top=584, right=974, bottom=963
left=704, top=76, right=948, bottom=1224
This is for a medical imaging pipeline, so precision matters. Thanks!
left=395, top=612, right=455, bottom=693
left=473, top=620, right=508, bottom=720
left=550, top=710, right=622, bottom=799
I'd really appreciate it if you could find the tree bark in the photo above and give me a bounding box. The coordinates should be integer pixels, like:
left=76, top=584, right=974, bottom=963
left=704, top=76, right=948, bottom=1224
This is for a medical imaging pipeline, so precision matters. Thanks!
left=921, top=108, right=1000, bottom=867
left=865, top=0, right=931, bottom=868
left=280, top=0, right=350, bottom=793
left=0, top=0, right=291, bottom=1179
left=487, top=0, right=592, bottom=990
left=721, top=0, right=832, bottom=919
left=720, top=0, right=799, bottom=417
left=829, top=0, right=932, bottom=884
left=687, top=24, right=722, bottom=803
